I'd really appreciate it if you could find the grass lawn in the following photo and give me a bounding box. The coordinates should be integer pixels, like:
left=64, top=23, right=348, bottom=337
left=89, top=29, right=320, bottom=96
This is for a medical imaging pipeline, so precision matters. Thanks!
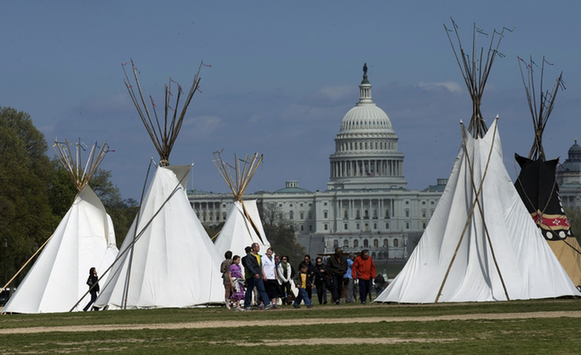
left=1, top=298, right=581, bottom=354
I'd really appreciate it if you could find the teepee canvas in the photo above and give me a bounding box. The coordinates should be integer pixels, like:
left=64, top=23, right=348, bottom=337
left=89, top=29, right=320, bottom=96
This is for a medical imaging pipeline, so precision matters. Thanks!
left=514, top=56, right=581, bottom=286
left=212, top=152, right=270, bottom=257
left=94, top=60, right=222, bottom=309
left=2, top=140, right=118, bottom=313
left=95, top=165, right=223, bottom=308
left=375, top=20, right=580, bottom=303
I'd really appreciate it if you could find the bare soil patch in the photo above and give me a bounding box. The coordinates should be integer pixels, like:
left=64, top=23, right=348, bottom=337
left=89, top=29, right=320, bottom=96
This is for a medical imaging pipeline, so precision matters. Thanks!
left=2, top=310, right=580, bottom=335
left=215, top=337, right=459, bottom=346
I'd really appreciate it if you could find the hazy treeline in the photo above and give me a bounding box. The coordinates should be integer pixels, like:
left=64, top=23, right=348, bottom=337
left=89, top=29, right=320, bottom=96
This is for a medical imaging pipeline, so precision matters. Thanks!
left=0, top=106, right=138, bottom=287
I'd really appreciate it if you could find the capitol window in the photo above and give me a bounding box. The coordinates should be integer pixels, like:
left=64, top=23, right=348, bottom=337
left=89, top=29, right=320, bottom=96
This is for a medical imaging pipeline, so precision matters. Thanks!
left=354, top=240, right=359, bottom=247
left=394, top=239, right=399, bottom=247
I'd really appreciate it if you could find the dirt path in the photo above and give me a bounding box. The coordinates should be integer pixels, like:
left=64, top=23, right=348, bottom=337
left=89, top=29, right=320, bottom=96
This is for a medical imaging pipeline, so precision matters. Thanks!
left=2, top=310, right=580, bottom=335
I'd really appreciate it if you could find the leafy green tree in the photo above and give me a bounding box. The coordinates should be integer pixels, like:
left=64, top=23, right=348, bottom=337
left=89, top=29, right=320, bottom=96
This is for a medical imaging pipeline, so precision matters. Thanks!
left=105, top=196, right=139, bottom=247
left=46, top=160, right=77, bottom=221
left=260, top=202, right=306, bottom=265
left=0, top=107, right=54, bottom=285
left=203, top=222, right=225, bottom=243
left=0, top=107, right=139, bottom=285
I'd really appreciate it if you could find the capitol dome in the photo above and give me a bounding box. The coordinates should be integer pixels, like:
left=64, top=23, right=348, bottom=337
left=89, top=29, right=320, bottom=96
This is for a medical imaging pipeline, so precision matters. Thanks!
left=339, top=74, right=394, bottom=134
left=567, top=140, right=581, bottom=162
left=328, top=64, right=406, bottom=190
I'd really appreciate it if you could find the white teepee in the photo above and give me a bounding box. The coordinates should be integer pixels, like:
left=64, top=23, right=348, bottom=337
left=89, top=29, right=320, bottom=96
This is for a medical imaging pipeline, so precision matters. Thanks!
left=2, top=140, right=118, bottom=313
left=94, top=60, right=222, bottom=309
left=375, top=119, right=580, bottom=303
left=95, top=165, right=223, bottom=309
left=212, top=152, right=271, bottom=258
left=375, top=20, right=580, bottom=303
left=215, top=200, right=270, bottom=257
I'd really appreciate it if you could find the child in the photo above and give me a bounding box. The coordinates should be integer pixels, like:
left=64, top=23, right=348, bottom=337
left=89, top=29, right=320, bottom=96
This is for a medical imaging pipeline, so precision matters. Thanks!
left=229, top=255, right=245, bottom=310
left=292, top=264, right=313, bottom=308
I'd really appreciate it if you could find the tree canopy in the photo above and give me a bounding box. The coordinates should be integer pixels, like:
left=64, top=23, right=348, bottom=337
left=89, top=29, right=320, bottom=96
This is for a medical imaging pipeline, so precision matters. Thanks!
left=0, top=106, right=137, bottom=287
left=261, top=202, right=306, bottom=265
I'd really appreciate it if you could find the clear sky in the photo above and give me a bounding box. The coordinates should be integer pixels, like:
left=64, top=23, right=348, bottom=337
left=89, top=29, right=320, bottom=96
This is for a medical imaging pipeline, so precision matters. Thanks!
left=1, top=1, right=580, bottom=200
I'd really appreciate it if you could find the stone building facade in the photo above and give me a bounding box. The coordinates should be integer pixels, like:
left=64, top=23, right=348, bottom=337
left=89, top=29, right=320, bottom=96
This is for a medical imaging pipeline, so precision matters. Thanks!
left=557, top=139, right=581, bottom=209
left=189, top=67, right=446, bottom=260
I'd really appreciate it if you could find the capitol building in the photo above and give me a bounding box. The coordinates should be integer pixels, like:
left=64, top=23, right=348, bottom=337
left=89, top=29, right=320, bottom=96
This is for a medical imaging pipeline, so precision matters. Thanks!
left=188, top=66, right=446, bottom=260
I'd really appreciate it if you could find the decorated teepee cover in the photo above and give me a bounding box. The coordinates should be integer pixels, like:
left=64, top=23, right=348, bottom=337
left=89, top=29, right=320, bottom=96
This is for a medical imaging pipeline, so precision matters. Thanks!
left=2, top=139, right=118, bottom=313
left=513, top=56, right=581, bottom=286
left=514, top=56, right=572, bottom=240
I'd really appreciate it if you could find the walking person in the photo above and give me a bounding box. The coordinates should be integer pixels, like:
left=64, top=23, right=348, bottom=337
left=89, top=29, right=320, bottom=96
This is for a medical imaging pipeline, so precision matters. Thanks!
left=293, top=264, right=313, bottom=308
left=344, top=253, right=356, bottom=303
left=83, top=267, right=99, bottom=311
left=220, top=251, right=234, bottom=309
left=327, top=247, right=347, bottom=305
left=263, top=247, right=280, bottom=307
left=313, top=256, right=329, bottom=305
left=298, top=254, right=315, bottom=300
left=352, top=249, right=376, bottom=305
left=277, top=256, right=294, bottom=305
left=244, top=243, right=272, bottom=310
left=229, top=255, right=245, bottom=310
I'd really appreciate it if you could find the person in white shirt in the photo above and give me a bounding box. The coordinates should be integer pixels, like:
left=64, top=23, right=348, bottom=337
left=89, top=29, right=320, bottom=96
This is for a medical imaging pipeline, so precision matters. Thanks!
left=262, top=247, right=281, bottom=307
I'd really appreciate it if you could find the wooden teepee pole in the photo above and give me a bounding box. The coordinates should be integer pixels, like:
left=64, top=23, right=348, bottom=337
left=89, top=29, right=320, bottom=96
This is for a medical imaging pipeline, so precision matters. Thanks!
left=212, top=151, right=265, bottom=243
left=435, top=119, right=509, bottom=302
left=52, top=139, right=110, bottom=192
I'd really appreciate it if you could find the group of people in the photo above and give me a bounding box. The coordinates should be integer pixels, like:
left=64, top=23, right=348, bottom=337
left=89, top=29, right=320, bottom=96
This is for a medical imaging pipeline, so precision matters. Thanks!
left=315, top=247, right=381, bottom=305
left=83, top=246, right=386, bottom=312
left=219, top=245, right=385, bottom=310
left=220, top=242, right=314, bottom=310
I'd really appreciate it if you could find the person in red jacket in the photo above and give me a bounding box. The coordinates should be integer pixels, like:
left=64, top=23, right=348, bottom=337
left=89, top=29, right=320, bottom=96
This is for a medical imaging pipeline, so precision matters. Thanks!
left=352, top=249, right=376, bottom=305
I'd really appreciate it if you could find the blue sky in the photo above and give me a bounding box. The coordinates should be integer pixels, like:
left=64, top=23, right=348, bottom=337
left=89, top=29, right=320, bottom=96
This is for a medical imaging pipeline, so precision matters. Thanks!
left=1, top=1, right=580, bottom=200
